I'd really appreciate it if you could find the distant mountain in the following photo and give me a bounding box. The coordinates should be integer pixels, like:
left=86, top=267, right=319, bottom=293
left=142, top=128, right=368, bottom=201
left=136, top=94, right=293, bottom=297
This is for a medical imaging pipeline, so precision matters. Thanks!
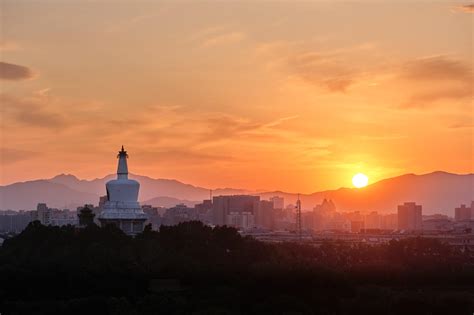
left=47, top=173, right=250, bottom=202
left=260, top=172, right=473, bottom=215
left=0, top=173, right=250, bottom=210
left=0, top=180, right=98, bottom=211
left=0, top=171, right=472, bottom=215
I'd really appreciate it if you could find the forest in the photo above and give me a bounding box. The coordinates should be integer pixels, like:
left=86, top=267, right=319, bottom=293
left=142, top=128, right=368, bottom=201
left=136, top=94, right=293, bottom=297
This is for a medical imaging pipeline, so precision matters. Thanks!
left=0, top=221, right=473, bottom=315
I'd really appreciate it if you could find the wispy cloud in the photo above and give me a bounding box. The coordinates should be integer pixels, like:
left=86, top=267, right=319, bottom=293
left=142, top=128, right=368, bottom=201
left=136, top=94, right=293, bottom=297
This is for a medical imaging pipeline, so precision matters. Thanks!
left=0, top=148, right=39, bottom=165
left=448, top=123, right=474, bottom=129
left=400, top=55, right=472, bottom=81
left=0, top=94, right=67, bottom=128
left=398, top=55, right=472, bottom=108
left=286, top=51, right=356, bottom=92
left=201, top=31, right=246, bottom=48
left=104, top=10, right=167, bottom=33
left=255, top=41, right=378, bottom=93
left=456, top=3, right=474, bottom=12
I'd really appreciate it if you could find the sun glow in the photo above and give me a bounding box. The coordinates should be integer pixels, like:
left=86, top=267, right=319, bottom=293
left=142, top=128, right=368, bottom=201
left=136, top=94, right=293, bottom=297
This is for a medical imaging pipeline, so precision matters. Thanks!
left=352, top=173, right=369, bottom=188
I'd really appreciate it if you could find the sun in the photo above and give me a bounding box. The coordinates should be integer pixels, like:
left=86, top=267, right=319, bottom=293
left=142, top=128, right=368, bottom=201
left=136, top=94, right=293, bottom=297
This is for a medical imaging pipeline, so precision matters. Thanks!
left=352, top=173, right=369, bottom=188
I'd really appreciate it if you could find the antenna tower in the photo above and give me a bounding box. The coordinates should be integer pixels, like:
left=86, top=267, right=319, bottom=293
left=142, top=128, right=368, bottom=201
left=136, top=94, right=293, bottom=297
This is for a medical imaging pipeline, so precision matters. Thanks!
left=296, top=194, right=302, bottom=241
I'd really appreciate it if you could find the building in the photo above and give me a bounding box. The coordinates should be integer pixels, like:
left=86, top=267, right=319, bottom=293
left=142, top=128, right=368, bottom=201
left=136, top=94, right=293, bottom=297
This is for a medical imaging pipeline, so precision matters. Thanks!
left=364, top=211, right=381, bottom=229
left=422, top=218, right=453, bottom=233
left=35, top=203, right=52, bottom=225
left=380, top=213, right=398, bottom=230
left=163, top=204, right=196, bottom=226
left=141, top=205, right=162, bottom=230
left=194, top=199, right=213, bottom=224
left=325, top=212, right=351, bottom=231
left=314, top=199, right=336, bottom=213
left=302, top=211, right=315, bottom=230
left=313, top=199, right=337, bottom=231
left=270, top=196, right=284, bottom=209
left=397, top=202, right=422, bottom=231
left=455, top=204, right=472, bottom=221
left=255, top=200, right=274, bottom=229
left=98, top=146, right=147, bottom=235
left=0, top=210, right=33, bottom=233
left=351, top=220, right=364, bottom=233
left=50, top=208, right=78, bottom=226
left=227, top=211, right=255, bottom=230
left=212, top=195, right=260, bottom=226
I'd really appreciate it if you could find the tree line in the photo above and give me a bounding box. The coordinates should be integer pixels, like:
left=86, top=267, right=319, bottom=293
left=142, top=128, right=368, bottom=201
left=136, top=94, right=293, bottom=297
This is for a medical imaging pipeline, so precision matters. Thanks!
left=0, top=221, right=473, bottom=314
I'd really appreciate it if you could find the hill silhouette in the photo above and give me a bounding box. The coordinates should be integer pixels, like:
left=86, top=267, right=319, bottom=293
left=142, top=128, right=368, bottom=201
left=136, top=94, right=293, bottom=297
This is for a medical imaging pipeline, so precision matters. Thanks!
left=0, top=172, right=472, bottom=215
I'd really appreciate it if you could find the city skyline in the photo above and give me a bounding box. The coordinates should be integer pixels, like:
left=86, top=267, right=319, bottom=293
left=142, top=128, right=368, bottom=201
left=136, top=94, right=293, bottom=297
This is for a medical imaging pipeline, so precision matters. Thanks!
left=1, top=1, right=473, bottom=193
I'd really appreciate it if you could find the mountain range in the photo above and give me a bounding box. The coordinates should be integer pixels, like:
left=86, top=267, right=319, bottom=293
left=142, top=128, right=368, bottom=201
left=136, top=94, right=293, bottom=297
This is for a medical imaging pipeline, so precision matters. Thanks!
left=0, top=172, right=472, bottom=216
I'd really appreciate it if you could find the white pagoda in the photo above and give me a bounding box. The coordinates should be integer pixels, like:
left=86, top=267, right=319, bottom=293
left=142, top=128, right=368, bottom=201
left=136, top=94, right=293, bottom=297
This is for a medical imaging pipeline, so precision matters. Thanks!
left=98, top=146, right=147, bottom=235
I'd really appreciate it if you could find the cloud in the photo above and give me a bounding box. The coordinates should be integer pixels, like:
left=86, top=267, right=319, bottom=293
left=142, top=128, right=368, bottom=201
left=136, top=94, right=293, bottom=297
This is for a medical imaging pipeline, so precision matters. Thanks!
left=138, top=149, right=235, bottom=165
left=0, top=94, right=67, bottom=128
left=262, top=115, right=299, bottom=128
left=401, top=55, right=472, bottom=81
left=286, top=51, right=357, bottom=92
left=0, top=148, right=39, bottom=165
left=194, top=113, right=299, bottom=147
left=255, top=40, right=379, bottom=93
left=398, top=56, right=472, bottom=108
left=457, top=4, right=474, bottom=12
left=201, top=32, right=246, bottom=48
left=0, top=62, right=35, bottom=80
left=448, top=123, right=473, bottom=129
left=104, top=10, right=167, bottom=33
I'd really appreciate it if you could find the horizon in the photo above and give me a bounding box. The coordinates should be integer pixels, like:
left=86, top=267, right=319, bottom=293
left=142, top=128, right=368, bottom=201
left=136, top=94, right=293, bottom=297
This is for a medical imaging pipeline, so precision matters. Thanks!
left=2, top=169, right=473, bottom=194
left=1, top=1, right=473, bottom=192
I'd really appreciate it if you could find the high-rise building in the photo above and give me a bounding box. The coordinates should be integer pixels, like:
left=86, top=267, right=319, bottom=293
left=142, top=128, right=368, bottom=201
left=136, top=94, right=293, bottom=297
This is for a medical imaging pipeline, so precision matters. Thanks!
left=313, top=199, right=337, bottom=231
left=255, top=200, right=274, bottom=229
left=227, top=211, right=255, bottom=230
left=0, top=211, right=32, bottom=233
left=455, top=204, right=472, bottom=221
left=98, top=146, right=147, bottom=235
left=364, top=211, right=381, bottom=229
left=397, top=202, right=422, bottom=231
left=270, top=196, right=284, bottom=209
left=381, top=213, right=398, bottom=230
left=194, top=199, right=213, bottom=224
left=36, top=203, right=52, bottom=225
left=163, top=204, right=196, bottom=225
left=212, top=195, right=260, bottom=226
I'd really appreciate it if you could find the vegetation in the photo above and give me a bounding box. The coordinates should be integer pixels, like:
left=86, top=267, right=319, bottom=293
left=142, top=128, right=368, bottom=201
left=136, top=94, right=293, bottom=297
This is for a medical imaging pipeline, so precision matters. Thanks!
left=0, top=221, right=473, bottom=314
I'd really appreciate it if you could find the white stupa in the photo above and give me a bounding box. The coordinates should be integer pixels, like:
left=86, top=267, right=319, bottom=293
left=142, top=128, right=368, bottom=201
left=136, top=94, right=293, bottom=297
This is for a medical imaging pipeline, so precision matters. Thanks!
left=98, top=146, right=147, bottom=235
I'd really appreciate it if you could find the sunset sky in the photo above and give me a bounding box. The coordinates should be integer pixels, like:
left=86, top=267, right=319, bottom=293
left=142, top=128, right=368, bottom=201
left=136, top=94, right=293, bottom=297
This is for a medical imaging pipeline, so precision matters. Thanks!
left=1, top=1, right=472, bottom=192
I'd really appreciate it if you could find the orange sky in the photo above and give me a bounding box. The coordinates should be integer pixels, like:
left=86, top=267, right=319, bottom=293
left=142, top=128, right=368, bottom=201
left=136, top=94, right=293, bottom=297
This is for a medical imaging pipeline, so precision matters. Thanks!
left=1, top=1, right=473, bottom=192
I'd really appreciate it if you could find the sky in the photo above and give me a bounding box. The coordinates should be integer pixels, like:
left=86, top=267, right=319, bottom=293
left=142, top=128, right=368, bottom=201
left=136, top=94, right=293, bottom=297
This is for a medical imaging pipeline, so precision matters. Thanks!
left=0, top=0, right=473, bottom=192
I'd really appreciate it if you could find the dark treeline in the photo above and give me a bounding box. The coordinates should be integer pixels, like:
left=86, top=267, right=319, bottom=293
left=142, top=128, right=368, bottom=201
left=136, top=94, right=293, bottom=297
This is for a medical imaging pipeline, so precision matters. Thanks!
left=1, top=221, right=473, bottom=315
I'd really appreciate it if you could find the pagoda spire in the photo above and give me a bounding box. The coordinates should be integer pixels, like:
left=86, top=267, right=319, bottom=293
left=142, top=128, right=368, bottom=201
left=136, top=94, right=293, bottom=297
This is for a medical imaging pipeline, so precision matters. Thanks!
left=117, top=145, right=129, bottom=179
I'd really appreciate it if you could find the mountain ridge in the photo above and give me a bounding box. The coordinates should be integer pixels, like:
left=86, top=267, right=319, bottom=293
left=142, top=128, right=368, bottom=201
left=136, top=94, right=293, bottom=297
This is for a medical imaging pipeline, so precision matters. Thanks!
left=0, top=172, right=472, bottom=215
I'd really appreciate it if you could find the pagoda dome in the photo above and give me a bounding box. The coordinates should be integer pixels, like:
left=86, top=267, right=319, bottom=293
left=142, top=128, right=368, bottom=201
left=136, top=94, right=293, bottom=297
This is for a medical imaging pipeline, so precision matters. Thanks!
left=105, top=146, right=140, bottom=205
